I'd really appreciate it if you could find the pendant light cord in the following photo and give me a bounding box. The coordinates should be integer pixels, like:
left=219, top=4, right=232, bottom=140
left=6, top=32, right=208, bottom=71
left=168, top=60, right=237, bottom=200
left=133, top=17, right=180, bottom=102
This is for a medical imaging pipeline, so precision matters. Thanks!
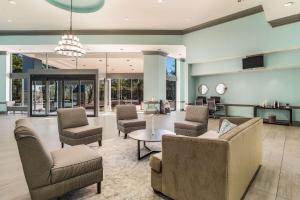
left=70, top=0, right=73, bottom=33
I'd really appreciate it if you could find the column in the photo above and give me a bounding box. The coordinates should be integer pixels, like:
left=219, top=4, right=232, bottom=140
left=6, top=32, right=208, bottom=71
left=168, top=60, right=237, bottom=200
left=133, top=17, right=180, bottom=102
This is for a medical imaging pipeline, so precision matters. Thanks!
left=0, top=52, right=11, bottom=113
left=143, top=51, right=167, bottom=101
left=176, top=58, right=185, bottom=111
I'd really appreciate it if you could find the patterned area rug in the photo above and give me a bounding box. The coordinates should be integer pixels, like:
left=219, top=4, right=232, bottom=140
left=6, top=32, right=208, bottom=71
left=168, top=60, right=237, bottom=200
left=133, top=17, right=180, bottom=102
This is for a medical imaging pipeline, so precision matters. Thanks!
left=61, top=137, right=169, bottom=200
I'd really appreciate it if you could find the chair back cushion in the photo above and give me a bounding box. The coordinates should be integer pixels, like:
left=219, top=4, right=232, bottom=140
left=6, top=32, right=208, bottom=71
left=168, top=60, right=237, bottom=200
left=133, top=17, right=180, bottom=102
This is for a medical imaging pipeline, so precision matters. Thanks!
left=116, top=105, right=138, bottom=120
left=185, top=105, right=209, bottom=124
left=57, top=107, right=89, bottom=131
left=14, top=119, right=53, bottom=189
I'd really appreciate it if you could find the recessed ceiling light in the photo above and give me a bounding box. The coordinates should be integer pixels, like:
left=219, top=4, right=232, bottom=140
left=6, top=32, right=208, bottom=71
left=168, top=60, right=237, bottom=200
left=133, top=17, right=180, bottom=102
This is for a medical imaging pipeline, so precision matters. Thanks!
left=99, top=59, right=102, bottom=62
left=126, top=59, right=130, bottom=62
left=124, top=17, right=129, bottom=21
left=120, top=48, right=124, bottom=51
left=82, top=65, right=86, bottom=67
left=130, top=65, right=133, bottom=67
left=7, top=19, right=12, bottom=23
left=8, top=0, right=16, bottom=5
left=157, top=48, right=161, bottom=51
left=284, top=2, right=294, bottom=6
left=158, top=0, right=165, bottom=3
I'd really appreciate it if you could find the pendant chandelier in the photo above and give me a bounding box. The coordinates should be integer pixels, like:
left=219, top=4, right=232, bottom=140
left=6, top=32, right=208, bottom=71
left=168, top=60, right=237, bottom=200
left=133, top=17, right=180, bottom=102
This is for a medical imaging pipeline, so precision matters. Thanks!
left=55, top=0, right=86, bottom=57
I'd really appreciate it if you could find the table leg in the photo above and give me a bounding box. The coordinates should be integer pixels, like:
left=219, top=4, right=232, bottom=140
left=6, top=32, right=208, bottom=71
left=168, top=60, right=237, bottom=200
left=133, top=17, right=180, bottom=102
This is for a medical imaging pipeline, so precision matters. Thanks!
left=290, top=109, right=293, bottom=126
left=137, top=140, right=160, bottom=160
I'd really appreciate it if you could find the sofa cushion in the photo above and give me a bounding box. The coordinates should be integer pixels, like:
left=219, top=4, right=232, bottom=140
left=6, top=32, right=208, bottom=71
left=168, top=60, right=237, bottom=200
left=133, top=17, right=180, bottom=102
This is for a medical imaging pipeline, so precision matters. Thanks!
left=51, top=145, right=102, bottom=184
left=118, top=119, right=146, bottom=128
left=62, top=125, right=102, bottom=139
left=150, top=152, right=162, bottom=173
left=198, top=130, right=220, bottom=139
left=175, top=121, right=204, bottom=130
left=219, top=119, right=237, bottom=136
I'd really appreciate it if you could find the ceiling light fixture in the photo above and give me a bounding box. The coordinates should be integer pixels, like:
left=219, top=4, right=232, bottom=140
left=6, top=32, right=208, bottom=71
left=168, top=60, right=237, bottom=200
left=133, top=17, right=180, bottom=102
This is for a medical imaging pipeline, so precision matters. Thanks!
left=284, top=2, right=294, bottom=6
left=158, top=0, right=164, bottom=3
left=124, top=17, right=129, bottom=21
left=7, top=19, right=12, bottom=23
left=8, top=0, right=16, bottom=5
left=55, top=0, right=86, bottom=57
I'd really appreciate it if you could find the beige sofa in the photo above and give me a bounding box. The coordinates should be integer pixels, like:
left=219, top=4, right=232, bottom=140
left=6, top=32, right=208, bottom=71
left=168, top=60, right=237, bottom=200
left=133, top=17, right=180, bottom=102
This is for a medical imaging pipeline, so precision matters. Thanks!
left=57, top=107, right=102, bottom=148
left=14, top=119, right=103, bottom=200
left=174, top=105, right=209, bottom=137
left=116, top=105, right=146, bottom=139
left=150, top=117, right=263, bottom=200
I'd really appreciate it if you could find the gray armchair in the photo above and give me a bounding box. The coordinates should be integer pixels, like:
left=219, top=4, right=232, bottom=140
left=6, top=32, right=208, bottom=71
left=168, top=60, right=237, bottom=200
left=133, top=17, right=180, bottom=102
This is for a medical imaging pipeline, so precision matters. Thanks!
left=116, top=105, right=146, bottom=139
left=57, top=107, right=102, bottom=148
left=14, top=119, right=103, bottom=200
left=174, top=105, right=209, bottom=137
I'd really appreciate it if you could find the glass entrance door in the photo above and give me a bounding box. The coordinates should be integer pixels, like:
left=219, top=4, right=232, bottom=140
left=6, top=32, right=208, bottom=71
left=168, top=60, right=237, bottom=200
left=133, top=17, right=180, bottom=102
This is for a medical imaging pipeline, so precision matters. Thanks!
left=31, top=81, right=46, bottom=116
left=30, top=74, right=97, bottom=117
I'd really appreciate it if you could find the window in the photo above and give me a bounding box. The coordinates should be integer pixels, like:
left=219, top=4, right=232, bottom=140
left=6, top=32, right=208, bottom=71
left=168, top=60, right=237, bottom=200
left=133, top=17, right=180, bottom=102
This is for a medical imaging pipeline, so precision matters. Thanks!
left=166, top=57, right=177, bottom=110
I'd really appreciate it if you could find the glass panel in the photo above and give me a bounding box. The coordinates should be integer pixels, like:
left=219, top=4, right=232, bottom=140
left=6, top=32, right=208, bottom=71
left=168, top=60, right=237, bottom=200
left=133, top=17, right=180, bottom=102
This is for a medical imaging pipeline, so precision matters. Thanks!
left=166, top=80, right=176, bottom=111
left=81, top=80, right=95, bottom=116
left=63, top=80, right=80, bottom=108
left=111, top=79, right=119, bottom=110
left=48, top=80, right=63, bottom=115
left=120, top=78, right=131, bottom=104
left=12, top=79, right=23, bottom=105
left=32, top=81, right=46, bottom=115
left=166, top=57, right=176, bottom=76
left=132, top=79, right=143, bottom=110
left=99, top=79, right=105, bottom=112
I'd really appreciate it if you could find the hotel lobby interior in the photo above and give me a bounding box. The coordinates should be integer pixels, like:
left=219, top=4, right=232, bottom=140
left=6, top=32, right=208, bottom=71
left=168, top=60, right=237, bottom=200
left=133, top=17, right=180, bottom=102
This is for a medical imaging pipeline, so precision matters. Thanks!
left=1, top=0, right=300, bottom=200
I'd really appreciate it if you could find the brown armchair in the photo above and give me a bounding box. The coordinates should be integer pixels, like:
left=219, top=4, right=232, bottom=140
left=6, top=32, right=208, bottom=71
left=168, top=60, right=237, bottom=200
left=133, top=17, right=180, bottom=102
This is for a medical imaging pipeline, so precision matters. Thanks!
left=174, top=105, right=209, bottom=137
left=116, top=105, right=146, bottom=139
left=57, top=107, right=102, bottom=148
left=14, top=119, right=103, bottom=200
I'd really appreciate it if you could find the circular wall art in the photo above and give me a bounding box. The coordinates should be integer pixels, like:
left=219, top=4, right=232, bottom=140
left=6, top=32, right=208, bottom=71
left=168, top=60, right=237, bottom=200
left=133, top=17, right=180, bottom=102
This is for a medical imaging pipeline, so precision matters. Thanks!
left=198, top=84, right=209, bottom=95
left=47, top=0, right=105, bottom=13
left=216, top=83, right=227, bottom=95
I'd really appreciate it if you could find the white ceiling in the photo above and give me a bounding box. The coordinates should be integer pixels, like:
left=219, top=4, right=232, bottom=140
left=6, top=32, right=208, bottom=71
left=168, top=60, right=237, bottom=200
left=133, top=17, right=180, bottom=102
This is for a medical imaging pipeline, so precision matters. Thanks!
left=0, top=0, right=263, bottom=30
left=263, top=0, right=300, bottom=22
left=26, top=52, right=144, bottom=74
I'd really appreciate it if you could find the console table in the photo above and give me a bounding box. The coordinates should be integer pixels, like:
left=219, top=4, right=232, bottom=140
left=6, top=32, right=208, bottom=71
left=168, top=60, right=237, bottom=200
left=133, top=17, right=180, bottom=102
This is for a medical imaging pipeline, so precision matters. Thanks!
left=254, top=106, right=293, bottom=126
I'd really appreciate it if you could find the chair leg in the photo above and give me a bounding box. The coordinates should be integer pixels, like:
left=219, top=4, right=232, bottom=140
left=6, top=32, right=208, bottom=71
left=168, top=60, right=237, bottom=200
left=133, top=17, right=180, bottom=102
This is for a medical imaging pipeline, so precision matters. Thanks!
left=124, top=133, right=127, bottom=139
left=98, top=140, right=102, bottom=146
left=61, top=142, right=64, bottom=148
left=118, top=130, right=120, bottom=136
left=97, top=182, right=101, bottom=194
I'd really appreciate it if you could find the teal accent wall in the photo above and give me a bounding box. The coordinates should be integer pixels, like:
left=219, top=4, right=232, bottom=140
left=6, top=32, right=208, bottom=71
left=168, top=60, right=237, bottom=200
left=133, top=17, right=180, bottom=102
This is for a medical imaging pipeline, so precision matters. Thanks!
left=183, top=13, right=300, bottom=64
left=183, top=12, right=300, bottom=121
left=195, top=68, right=300, bottom=121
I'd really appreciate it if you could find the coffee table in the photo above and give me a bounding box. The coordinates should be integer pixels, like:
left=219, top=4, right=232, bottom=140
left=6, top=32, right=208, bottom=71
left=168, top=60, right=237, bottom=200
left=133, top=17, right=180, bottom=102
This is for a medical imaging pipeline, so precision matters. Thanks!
left=128, top=129, right=175, bottom=160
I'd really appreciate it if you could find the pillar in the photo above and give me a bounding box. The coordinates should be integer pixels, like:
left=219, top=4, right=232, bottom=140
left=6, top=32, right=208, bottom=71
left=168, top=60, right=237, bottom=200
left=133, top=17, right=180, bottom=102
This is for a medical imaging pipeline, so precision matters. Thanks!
left=0, top=52, right=11, bottom=113
left=143, top=51, right=167, bottom=101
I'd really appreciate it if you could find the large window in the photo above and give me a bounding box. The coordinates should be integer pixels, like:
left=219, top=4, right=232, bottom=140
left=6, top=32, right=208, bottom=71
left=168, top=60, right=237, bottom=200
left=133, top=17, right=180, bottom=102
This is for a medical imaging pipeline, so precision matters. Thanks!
left=166, top=57, right=177, bottom=110
left=110, top=78, right=143, bottom=110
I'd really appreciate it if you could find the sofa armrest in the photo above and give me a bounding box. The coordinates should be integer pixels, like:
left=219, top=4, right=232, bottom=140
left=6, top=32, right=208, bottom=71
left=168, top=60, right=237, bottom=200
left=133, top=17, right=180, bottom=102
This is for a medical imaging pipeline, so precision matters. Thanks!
left=161, top=135, right=229, bottom=200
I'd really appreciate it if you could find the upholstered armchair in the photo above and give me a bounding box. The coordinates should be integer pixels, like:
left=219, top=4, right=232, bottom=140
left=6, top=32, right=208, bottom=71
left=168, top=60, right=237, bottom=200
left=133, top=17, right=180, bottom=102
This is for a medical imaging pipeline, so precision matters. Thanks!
left=57, top=107, right=102, bottom=148
left=174, top=105, right=209, bottom=137
left=14, top=119, right=103, bottom=200
left=116, top=105, right=146, bottom=139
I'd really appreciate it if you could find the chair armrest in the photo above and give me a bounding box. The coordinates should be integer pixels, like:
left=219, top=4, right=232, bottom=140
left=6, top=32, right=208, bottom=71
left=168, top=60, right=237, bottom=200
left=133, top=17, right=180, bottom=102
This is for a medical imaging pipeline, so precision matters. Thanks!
left=161, top=135, right=229, bottom=200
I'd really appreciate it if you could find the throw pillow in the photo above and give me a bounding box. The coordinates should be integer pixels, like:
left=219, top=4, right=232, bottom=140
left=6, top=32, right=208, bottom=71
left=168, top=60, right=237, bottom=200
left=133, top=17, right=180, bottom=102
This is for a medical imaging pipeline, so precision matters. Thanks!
left=219, top=119, right=237, bottom=136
